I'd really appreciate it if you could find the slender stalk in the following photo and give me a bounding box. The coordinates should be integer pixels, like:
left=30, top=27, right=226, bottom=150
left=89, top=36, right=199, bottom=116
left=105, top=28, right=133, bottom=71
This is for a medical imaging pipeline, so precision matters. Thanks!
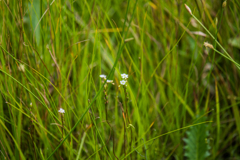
left=104, top=87, right=108, bottom=121
left=210, top=47, right=240, bottom=67
left=61, top=115, right=64, bottom=140
left=104, top=85, right=108, bottom=158
left=118, top=100, right=126, bottom=159
left=123, top=111, right=126, bottom=159
left=123, top=85, right=133, bottom=160
left=29, top=108, right=37, bottom=159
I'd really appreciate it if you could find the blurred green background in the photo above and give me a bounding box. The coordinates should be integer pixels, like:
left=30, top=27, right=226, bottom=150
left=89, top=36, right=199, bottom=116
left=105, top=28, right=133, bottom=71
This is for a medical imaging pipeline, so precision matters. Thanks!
left=0, top=0, right=240, bottom=159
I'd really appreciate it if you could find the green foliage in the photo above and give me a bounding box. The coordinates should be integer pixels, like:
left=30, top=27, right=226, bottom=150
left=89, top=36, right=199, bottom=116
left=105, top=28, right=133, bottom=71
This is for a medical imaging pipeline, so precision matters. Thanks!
left=184, top=115, right=211, bottom=160
left=0, top=0, right=240, bottom=159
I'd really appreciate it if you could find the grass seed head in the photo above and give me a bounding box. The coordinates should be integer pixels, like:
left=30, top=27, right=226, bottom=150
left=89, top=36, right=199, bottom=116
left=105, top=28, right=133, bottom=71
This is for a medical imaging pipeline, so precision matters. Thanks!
left=222, top=1, right=227, bottom=8
left=185, top=4, right=192, bottom=15
left=204, top=42, right=214, bottom=49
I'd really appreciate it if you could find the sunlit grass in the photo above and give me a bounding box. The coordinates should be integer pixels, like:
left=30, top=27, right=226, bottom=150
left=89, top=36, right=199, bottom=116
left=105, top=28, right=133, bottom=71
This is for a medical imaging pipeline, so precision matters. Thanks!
left=0, top=0, right=240, bottom=159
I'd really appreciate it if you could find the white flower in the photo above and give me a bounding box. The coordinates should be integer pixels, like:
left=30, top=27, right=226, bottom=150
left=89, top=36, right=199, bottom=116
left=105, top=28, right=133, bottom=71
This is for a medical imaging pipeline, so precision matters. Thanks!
left=107, top=80, right=113, bottom=83
left=120, top=80, right=127, bottom=85
left=99, top=74, right=106, bottom=79
left=121, top=73, right=128, bottom=79
left=58, top=108, right=65, bottom=114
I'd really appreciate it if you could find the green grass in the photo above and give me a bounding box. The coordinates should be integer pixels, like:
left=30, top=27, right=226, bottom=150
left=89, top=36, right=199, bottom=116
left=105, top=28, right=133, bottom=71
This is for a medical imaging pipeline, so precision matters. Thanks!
left=1, top=0, right=240, bottom=159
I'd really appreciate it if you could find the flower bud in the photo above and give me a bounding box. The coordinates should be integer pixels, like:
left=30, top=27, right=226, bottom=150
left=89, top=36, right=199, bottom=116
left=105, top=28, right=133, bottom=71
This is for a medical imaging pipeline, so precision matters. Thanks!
left=222, top=1, right=227, bottom=8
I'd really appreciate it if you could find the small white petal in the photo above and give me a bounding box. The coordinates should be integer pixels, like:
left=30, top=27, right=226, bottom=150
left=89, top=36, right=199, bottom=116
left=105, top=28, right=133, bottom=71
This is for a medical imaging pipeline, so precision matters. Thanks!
left=100, top=74, right=106, bottom=79
left=121, top=73, right=128, bottom=79
left=120, top=80, right=127, bottom=85
left=58, top=108, right=65, bottom=114
left=107, top=80, right=113, bottom=83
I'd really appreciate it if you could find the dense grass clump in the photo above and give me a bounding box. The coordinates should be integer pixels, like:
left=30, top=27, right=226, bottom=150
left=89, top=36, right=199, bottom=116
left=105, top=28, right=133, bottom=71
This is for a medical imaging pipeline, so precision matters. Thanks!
left=1, top=0, right=240, bottom=159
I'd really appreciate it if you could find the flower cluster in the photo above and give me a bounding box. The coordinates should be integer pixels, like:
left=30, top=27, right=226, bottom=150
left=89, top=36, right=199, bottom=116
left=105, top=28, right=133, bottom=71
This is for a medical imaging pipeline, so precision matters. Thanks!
left=99, top=74, right=107, bottom=80
left=120, top=73, right=128, bottom=86
left=99, top=73, right=129, bottom=86
left=107, top=80, right=113, bottom=83
left=100, top=74, right=114, bottom=85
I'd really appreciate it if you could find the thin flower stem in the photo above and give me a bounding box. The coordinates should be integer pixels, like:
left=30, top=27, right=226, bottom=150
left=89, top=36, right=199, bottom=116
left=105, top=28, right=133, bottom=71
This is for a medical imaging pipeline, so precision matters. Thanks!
left=211, top=47, right=240, bottom=67
left=104, top=86, right=109, bottom=158
left=119, top=100, right=127, bottom=159
left=123, top=85, right=133, bottom=160
left=123, top=86, right=129, bottom=122
left=106, top=121, right=119, bottom=160
left=29, top=118, right=37, bottom=159
left=123, top=111, right=127, bottom=159
left=29, top=108, right=37, bottom=159
left=62, top=115, right=64, bottom=140
left=104, top=88, right=108, bottom=121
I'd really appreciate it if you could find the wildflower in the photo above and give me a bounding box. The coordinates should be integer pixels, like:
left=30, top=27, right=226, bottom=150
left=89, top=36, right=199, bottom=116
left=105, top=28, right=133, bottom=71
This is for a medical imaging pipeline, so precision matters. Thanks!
left=58, top=108, right=65, bottom=114
left=58, top=108, right=65, bottom=140
left=100, top=74, right=107, bottom=79
left=107, top=80, right=113, bottom=83
left=121, top=73, right=128, bottom=79
left=120, top=80, right=127, bottom=85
